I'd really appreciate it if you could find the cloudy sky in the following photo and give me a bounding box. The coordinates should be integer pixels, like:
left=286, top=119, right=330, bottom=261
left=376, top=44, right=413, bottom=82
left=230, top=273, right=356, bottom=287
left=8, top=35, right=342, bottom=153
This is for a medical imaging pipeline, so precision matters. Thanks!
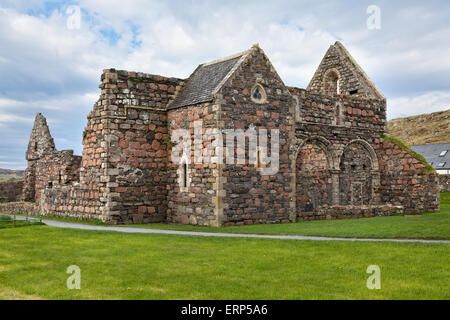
left=0, top=0, right=449, bottom=169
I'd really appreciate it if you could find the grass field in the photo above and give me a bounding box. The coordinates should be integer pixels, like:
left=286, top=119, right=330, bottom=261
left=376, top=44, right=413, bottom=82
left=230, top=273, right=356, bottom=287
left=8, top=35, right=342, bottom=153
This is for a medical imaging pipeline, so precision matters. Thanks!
left=0, top=215, right=42, bottom=230
left=22, top=192, right=450, bottom=240
left=1, top=194, right=447, bottom=299
left=0, top=225, right=448, bottom=300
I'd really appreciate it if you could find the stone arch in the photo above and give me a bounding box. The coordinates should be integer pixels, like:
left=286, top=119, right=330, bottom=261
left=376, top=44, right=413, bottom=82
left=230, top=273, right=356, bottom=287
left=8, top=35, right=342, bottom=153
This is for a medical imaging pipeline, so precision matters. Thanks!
left=339, top=139, right=380, bottom=205
left=293, top=136, right=335, bottom=219
left=323, top=68, right=341, bottom=95
left=344, top=139, right=379, bottom=171
left=293, top=136, right=335, bottom=169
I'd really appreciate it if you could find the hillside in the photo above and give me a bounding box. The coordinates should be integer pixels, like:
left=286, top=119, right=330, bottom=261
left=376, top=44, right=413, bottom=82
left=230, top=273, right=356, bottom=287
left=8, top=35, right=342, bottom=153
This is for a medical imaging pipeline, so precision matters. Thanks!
left=387, top=109, right=450, bottom=147
left=0, top=168, right=24, bottom=182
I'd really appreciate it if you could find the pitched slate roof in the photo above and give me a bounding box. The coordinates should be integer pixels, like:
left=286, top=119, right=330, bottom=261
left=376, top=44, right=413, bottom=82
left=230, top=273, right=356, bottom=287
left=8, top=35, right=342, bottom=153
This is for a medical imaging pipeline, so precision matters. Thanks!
left=168, top=50, right=250, bottom=109
left=411, top=143, right=450, bottom=170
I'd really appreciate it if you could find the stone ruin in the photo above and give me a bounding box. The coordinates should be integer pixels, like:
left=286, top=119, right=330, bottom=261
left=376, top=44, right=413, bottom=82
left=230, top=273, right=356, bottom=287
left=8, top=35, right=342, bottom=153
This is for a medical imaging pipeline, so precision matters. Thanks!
left=14, top=42, right=440, bottom=225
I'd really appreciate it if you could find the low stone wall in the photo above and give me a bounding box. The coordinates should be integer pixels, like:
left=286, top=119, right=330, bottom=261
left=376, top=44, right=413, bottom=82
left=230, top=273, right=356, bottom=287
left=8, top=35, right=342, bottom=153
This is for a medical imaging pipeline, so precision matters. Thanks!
left=438, top=174, right=450, bottom=192
left=0, top=201, right=37, bottom=215
left=297, top=204, right=404, bottom=221
left=0, top=180, right=24, bottom=203
left=39, top=184, right=103, bottom=221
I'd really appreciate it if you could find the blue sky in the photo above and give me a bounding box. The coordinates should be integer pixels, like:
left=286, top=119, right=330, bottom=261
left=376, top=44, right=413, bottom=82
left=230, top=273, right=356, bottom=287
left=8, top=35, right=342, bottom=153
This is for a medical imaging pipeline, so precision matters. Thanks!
left=0, top=0, right=449, bottom=169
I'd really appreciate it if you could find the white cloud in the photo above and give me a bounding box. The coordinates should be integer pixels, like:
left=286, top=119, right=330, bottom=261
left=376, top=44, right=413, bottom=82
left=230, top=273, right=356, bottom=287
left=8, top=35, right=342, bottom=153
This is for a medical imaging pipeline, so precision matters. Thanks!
left=389, top=91, right=450, bottom=119
left=0, top=0, right=450, bottom=169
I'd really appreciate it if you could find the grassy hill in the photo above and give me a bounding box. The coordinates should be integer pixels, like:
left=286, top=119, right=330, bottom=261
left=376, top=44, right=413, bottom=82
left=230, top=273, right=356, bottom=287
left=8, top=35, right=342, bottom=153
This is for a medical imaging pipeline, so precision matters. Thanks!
left=387, top=109, right=450, bottom=147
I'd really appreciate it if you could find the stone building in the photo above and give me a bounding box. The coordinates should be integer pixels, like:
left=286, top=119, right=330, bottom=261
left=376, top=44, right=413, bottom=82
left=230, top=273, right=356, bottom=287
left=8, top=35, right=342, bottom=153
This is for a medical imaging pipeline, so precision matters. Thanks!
left=21, top=42, right=440, bottom=225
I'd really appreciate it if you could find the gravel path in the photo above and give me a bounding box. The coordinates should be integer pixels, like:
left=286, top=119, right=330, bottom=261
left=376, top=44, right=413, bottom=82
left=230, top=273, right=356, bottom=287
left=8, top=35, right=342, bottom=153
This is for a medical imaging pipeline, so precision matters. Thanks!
left=15, top=216, right=450, bottom=244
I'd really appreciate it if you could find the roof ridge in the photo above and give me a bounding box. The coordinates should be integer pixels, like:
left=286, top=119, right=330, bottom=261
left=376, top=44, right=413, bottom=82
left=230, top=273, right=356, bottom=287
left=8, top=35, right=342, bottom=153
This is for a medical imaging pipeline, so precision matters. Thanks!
left=201, top=48, right=252, bottom=67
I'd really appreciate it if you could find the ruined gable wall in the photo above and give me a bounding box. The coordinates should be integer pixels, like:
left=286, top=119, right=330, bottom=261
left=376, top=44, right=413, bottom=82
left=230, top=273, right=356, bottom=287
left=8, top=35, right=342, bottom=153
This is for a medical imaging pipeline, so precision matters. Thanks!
left=289, top=88, right=439, bottom=217
left=307, top=42, right=383, bottom=100
left=167, top=103, right=220, bottom=226
left=219, top=47, right=295, bottom=225
left=38, top=90, right=106, bottom=219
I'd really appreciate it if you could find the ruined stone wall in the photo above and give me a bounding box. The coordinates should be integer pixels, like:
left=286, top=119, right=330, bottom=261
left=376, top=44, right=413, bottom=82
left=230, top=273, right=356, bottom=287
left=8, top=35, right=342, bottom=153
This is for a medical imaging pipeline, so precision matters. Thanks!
left=289, top=88, right=439, bottom=218
left=307, top=41, right=384, bottom=100
left=0, top=180, right=24, bottom=203
left=27, top=69, right=183, bottom=223
left=95, top=69, right=182, bottom=224
left=289, top=88, right=386, bottom=131
left=376, top=138, right=440, bottom=213
left=33, top=151, right=81, bottom=202
left=219, top=47, right=294, bottom=225
left=438, top=174, right=450, bottom=192
left=167, top=103, right=219, bottom=226
left=0, top=201, right=36, bottom=215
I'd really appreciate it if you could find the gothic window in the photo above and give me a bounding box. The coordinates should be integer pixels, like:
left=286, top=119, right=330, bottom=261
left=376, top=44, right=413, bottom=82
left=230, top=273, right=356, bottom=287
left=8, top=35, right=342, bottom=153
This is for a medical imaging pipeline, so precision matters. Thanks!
left=251, top=84, right=267, bottom=104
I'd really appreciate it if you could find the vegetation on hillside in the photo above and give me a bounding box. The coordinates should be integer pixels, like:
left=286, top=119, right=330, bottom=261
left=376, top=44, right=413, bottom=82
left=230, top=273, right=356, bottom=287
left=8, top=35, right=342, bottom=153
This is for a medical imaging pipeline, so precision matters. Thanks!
left=387, top=109, right=450, bottom=147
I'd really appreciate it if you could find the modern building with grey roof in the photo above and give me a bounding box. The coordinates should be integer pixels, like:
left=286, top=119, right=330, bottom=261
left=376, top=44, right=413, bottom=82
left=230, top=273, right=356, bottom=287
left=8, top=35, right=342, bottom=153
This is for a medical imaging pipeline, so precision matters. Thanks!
left=412, top=143, right=450, bottom=174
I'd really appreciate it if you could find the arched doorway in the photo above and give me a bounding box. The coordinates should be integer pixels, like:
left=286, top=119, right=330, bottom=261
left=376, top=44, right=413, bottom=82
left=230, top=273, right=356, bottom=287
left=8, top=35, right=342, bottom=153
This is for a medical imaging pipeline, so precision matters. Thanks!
left=339, top=141, right=377, bottom=205
left=296, top=141, right=333, bottom=216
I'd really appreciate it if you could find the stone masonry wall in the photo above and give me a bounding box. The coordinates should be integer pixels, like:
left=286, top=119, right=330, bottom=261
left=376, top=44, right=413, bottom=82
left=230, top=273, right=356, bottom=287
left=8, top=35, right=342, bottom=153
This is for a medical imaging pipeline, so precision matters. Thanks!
left=289, top=88, right=439, bottom=217
left=33, top=151, right=81, bottom=202
left=167, top=103, right=220, bottom=226
left=25, top=43, right=440, bottom=225
left=219, top=47, right=294, bottom=225
left=307, top=41, right=383, bottom=100
left=93, top=69, right=183, bottom=224
left=0, top=180, right=24, bottom=203
left=37, top=70, right=183, bottom=223
left=376, top=138, right=440, bottom=213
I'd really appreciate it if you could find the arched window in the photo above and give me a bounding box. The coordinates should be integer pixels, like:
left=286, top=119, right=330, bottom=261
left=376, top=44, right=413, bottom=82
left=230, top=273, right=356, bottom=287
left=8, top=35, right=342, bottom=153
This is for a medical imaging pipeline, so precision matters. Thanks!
left=323, top=69, right=340, bottom=96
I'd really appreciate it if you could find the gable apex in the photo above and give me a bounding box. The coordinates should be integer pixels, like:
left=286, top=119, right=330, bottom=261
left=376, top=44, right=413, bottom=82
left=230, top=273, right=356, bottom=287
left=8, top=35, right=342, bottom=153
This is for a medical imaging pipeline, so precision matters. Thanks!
left=307, top=41, right=385, bottom=100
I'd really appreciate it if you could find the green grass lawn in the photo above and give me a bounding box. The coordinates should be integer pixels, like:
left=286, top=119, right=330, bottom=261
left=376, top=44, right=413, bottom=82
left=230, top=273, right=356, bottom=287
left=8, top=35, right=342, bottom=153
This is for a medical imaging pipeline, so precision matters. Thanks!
left=0, top=225, right=448, bottom=300
left=15, top=192, right=450, bottom=240
left=0, top=215, right=42, bottom=230
left=120, top=191, right=450, bottom=240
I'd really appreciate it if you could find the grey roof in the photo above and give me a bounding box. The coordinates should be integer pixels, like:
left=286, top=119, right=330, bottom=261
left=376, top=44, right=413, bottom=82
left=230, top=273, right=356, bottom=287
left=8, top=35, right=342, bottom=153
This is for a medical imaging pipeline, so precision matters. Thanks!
left=411, top=143, right=450, bottom=170
left=168, top=51, right=249, bottom=109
